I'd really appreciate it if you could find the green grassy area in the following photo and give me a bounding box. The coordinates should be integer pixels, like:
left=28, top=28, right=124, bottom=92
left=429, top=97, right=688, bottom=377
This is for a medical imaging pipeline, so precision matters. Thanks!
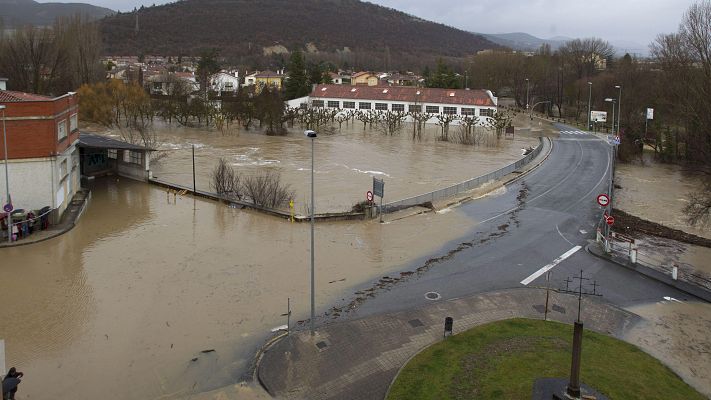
left=387, top=318, right=704, bottom=400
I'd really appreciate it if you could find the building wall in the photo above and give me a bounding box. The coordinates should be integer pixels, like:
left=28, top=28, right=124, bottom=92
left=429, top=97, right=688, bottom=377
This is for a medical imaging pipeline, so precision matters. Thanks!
left=310, top=96, right=496, bottom=125
left=0, top=93, right=80, bottom=160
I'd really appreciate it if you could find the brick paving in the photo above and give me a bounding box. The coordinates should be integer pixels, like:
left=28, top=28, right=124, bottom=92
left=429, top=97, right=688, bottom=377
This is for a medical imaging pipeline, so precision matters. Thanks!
left=257, top=288, right=638, bottom=400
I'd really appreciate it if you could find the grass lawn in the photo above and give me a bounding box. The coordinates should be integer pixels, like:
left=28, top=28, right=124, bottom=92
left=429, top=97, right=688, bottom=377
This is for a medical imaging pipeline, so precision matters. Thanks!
left=387, top=318, right=704, bottom=400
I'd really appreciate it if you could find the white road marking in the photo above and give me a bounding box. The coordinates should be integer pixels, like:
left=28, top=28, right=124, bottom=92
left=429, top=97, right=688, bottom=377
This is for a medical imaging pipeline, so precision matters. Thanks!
left=663, top=296, right=682, bottom=303
left=270, top=324, right=288, bottom=332
left=521, top=245, right=582, bottom=285
left=556, top=224, right=574, bottom=245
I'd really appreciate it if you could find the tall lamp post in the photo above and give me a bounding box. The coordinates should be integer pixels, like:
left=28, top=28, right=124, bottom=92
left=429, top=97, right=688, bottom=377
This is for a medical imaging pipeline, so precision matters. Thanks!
left=1, top=105, right=11, bottom=243
left=525, top=78, right=530, bottom=111
left=304, top=129, right=317, bottom=335
left=615, top=85, right=622, bottom=135
left=605, top=98, right=616, bottom=135
left=586, top=82, right=592, bottom=131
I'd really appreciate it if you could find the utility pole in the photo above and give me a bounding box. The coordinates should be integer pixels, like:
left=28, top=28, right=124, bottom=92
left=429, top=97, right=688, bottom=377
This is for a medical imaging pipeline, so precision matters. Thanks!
left=586, top=82, right=592, bottom=131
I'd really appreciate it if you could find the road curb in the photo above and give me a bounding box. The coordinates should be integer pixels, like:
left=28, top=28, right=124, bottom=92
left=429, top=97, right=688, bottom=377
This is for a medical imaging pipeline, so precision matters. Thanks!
left=585, top=242, right=711, bottom=302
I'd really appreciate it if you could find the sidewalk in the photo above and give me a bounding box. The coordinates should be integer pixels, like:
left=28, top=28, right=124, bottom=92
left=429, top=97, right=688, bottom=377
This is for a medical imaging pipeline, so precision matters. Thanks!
left=257, top=288, right=638, bottom=400
left=0, top=189, right=90, bottom=248
left=586, top=241, right=711, bottom=302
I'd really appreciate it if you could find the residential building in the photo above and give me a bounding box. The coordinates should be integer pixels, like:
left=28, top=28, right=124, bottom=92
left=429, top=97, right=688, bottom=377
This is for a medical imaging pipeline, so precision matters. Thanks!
left=328, top=72, right=351, bottom=85
left=384, top=73, right=421, bottom=86
left=0, top=78, right=7, bottom=91
left=0, top=89, right=81, bottom=222
left=305, top=84, right=497, bottom=124
left=210, top=71, right=240, bottom=94
left=253, top=70, right=284, bottom=93
left=351, top=71, right=380, bottom=86
left=145, top=72, right=198, bottom=95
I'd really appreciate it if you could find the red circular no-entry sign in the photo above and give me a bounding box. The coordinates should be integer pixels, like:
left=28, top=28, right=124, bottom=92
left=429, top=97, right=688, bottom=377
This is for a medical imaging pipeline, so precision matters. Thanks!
left=597, top=194, right=610, bottom=207
left=606, top=215, right=615, bottom=226
left=366, top=191, right=374, bottom=202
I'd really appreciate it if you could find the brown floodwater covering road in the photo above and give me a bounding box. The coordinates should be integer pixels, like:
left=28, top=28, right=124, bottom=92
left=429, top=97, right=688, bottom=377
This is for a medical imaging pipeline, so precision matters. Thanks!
left=625, top=300, right=711, bottom=397
left=135, top=122, right=538, bottom=213
left=0, top=177, right=483, bottom=399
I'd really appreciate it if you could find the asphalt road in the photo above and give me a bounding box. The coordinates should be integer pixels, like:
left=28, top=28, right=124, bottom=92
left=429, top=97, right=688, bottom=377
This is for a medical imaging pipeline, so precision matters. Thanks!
left=341, top=124, right=693, bottom=321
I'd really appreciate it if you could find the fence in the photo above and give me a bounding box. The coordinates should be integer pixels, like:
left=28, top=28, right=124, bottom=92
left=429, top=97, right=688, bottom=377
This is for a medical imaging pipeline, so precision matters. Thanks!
left=383, top=137, right=547, bottom=212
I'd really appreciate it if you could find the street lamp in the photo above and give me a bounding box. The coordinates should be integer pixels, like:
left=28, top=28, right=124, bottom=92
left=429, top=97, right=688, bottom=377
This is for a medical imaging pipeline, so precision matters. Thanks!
left=304, top=129, right=317, bottom=335
left=1, top=105, right=11, bottom=243
left=605, top=98, right=616, bottom=135
left=615, top=85, right=622, bottom=135
left=525, top=78, right=530, bottom=110
left=586, top=82, right=592, bottom=131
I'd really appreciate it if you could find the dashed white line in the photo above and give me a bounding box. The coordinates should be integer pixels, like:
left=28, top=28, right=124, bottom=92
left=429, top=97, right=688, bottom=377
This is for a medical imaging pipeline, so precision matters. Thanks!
left=520, top=245, right=582, bottom=285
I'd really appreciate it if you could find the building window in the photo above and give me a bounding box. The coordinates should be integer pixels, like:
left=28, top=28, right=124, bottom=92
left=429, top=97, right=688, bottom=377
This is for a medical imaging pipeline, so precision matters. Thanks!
left=391, top=104, right=405, bottom=112
left=312, top=100, right=324, bottom=108
left=375, top=103, right=388, bottom=111
left=57, top=119, right=67, bottom=141
left=70, top=113, right=78, bottom=132
left=461, top=108, right=476, bottom=116
left=359, top=102, right=371, bottom=110
left=129, top=151, right=142, bottom=165
left=108, top=149, right=117, bottom=159
left=59, top=159, right=68, bottom=178
left=480, top=108, right=495, bottom=117
left=327, top=101, right=340, bottom=108
left=408, top=104, right=422, bottom=113
left=443, top=107, right=457, bottom=115
left=343, top=101, right=356, bottom=109
left=426, top=106, right=439, bottom=114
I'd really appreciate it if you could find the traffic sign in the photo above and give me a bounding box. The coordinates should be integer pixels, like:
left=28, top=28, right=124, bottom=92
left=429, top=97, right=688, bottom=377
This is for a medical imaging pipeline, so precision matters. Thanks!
left=2, top=203, right=12, bottom=213
left=597, top=194, right=610, bottom=207
left=366, top=191, right=373, bottom=202
left=373, top=177, right=384, bottom=198
left=606, top=216, right=615, bottom=226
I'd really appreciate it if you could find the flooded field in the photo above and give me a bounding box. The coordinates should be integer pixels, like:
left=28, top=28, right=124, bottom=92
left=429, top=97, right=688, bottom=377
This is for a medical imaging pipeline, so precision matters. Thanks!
left=616, top=155, right=709, bottom=239
left=116, top=121, right=539, bottom=213
left=625, top=300, right=711, bottom=397
left=0, top=178, right=482, bottom=400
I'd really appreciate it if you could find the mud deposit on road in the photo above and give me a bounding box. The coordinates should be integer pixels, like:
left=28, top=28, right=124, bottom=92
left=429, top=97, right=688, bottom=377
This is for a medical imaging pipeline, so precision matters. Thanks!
left=625, top=300, right=711, bottom=397
left=0, top=178, right=477, bottom=400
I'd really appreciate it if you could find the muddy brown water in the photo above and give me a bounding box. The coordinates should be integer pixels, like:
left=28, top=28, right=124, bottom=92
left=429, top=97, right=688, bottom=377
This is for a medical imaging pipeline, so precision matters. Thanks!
left=616, top=156, right=709, bottom=240
left=3, top=121, right=537, bottom=399
left=134, top=121, right=537, bottom=213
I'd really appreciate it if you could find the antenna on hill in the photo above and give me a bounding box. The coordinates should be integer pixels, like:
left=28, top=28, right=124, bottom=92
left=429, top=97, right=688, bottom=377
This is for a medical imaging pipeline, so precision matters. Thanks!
left=135, top=13, right=139, bottom=34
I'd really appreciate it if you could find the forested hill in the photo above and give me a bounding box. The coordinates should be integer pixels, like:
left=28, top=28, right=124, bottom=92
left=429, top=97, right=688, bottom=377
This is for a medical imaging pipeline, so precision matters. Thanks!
left=100, top=0, right=498, bottom=65
left=0, top=0, right=113, bottom=27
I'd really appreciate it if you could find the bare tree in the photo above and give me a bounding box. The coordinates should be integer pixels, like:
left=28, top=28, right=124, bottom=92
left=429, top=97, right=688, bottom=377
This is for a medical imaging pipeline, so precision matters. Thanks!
left=435, top=113, right=457, bottom=141
left=210, top=158, right=242, bottom=200
left=243, top=171, right=294, bottom=209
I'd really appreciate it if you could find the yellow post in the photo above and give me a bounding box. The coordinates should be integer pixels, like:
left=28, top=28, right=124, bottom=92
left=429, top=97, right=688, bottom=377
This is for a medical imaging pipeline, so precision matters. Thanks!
left=289, top=199, right=294, bottom=222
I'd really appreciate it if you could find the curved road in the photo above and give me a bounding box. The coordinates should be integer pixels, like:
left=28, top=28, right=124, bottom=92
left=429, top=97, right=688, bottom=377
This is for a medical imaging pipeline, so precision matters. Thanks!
left=344, top=124, right=692, bottom=320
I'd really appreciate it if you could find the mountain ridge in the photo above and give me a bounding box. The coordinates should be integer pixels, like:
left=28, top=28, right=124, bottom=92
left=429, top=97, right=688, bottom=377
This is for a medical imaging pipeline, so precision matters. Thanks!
left=0, top=0, right=114, bottom=27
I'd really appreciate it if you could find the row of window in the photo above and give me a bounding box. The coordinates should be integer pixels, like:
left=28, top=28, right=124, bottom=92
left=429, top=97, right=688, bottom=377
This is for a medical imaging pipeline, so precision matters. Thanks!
left=108, top=149, right=142, bottom=165
left=312, top=100, right=494, bottom=117
left=57, top=113, right=79, bottom=141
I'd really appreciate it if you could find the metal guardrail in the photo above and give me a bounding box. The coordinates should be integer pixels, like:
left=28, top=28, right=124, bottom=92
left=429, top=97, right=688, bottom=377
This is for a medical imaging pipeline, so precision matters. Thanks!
left=383, top=137, right=545, bottom=212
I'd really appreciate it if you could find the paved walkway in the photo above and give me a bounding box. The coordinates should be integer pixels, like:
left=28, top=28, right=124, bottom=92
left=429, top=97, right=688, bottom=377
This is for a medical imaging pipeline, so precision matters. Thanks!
left=257, top=288, right=639, bottom=400
left=0, top=189, right=90, bottom=247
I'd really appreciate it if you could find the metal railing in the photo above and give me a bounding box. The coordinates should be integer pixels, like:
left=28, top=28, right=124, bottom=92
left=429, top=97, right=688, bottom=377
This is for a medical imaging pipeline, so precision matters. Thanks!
left=383, top=137, right=546, bottom=212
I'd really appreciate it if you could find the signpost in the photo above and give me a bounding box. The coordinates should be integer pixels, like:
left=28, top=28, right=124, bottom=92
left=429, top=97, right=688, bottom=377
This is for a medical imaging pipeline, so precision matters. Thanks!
left=2, top=203, right=11, bottom=213
left=590, top=111, right=607, bottom=123
left=373, top=177, right=385, bottom=222
left=606, top=215, right=615, bottom=226
left=645, top=107, right=654, bottom=139
left=366, top=191, right=373, bottom=202
left=597, top=194, right=609, bottom=208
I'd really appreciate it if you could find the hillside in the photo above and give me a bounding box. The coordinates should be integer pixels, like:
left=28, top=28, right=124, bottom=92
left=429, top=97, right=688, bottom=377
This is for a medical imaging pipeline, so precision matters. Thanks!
left=480, top=32, right=567, bottom=52
left=100, top=0, right=498, bottom=63
left=0, top=0, right=113, bottom=27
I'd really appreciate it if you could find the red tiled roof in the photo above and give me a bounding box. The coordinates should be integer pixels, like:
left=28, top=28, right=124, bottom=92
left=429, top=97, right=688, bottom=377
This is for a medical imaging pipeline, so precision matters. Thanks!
left=310, top=84, right=495, bottom=107
left=0, top=90, right=54, bottom=102
left=255, top=71, right=282, bottom=78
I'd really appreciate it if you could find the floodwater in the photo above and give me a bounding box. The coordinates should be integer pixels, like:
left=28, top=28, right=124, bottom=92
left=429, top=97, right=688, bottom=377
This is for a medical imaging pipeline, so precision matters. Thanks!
left=0, top=176, right=484, bottom=400
left=616, top=155, right=709, bottom=239
left=129, top=121, right=539, bottom=213
left=625, top=300, right=711, bottom=397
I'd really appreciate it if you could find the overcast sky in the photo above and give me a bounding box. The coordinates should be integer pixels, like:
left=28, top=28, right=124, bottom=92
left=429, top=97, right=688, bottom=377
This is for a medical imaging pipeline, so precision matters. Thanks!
left=61, top=0, right=695, bottom=47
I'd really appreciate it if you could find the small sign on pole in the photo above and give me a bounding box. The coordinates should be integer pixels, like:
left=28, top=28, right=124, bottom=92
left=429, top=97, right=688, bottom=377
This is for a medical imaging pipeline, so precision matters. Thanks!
left=366, top=191, right=373, bottom=202
left=597, top=194, right=610, bottom=207
left=606, top=215, right=615, bottom=226
left=646, top=108, right=654, bottom=120
left=2, top=203, right=12, bottom=213
left=373, top=177, right=384, bottom=198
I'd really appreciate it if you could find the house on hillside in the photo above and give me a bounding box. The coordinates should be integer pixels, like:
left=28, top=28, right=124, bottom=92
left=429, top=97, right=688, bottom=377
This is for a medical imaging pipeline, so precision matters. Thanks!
left=0, top=89, right=81, bottom=225
left=0, top=77, right=6, bottom=91
left=328, top=72, right=351, bottom=85
left=210, top=71, right=240, bottom=94
left=384, top=73, right=421, bottom=87
left=244, top=70, right=284, bottom=93
left=306, top=84, right=497, bottom=124
left=145, top=72, right=198, bottom=95
left=351, top=71, right=381, bottom=86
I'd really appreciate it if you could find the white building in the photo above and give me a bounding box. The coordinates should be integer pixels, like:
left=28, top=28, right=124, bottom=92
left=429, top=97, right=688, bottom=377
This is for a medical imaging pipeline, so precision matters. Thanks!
left=210, top=71, right=240, bottom=94
left=303, top=84, right=498, bottom=124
